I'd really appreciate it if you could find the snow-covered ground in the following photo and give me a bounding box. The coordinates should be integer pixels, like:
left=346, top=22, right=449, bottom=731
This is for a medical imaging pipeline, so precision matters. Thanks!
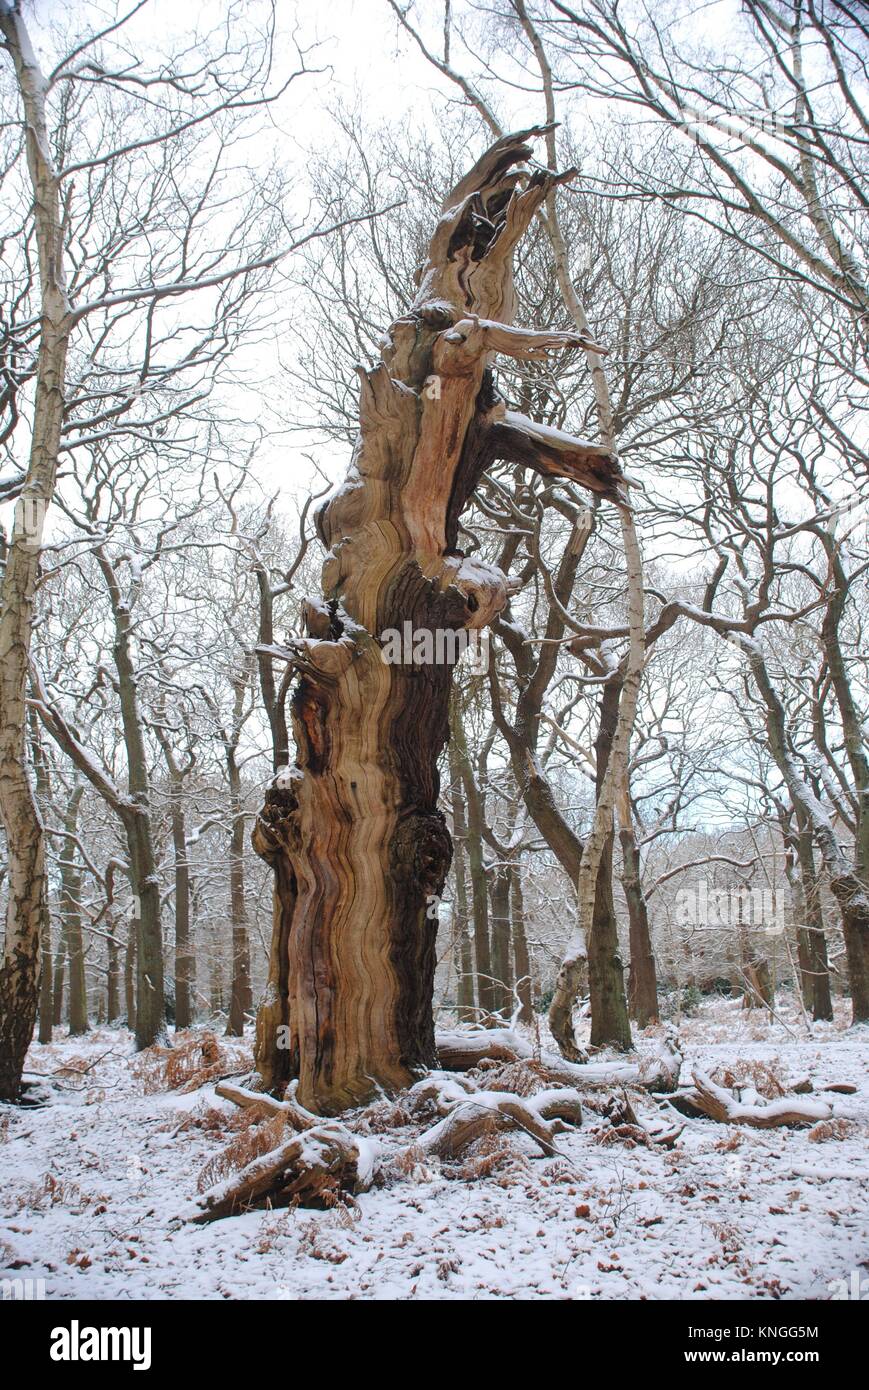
left=2, top=997, right=867, bottom=1301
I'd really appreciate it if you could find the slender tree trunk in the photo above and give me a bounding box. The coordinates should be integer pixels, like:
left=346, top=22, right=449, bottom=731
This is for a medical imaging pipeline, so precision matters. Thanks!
left=488, top=866, right=513, bottom=1016
left=793, top=820, right=833, bottom=1021
left=509, top=860, right=533, bottom=1024
left=106, top=914, right=121, bottom=1024
left=95, top=552, right=164, bottom=1048
left=29, top=713, right=54, bottom=1045
left=818, top=543, right=869, bottom=1022
left=795, top=923, right=812, bottom=1008
left=52, top=922, right=66, bottom=1027
left=447, top=737, right=475, bottom=1020
left=154, top=726, right=194, bottom=1030
left=59, top=784, right=88, bottom=1035
left=841, top=906, right=869, bottom=1023
left=225, top=674, right=253, bottom=1037
left=252, top=129, right=620, bottom=1110
left=457, top=920, right=476, bottom=1021
left=452, top=715, right=495, bottom=1016
left=226, top=768, right=252, bottom=1036
left=127, top=820, right=163, bottom=1046
left=170, top=797, right=193, bottom=1029
left=38, top=914, right=54, bottom=1044
left=124, top=916, right=137, bottom=1033
left=584, top=682, right=632, bottom=1050
left=618, top=785, right=658, bottom=1027
left=210, top=926, right=224, bottom=1016
left=255, top=569, right=290, bottom=771
left=0, top=7, right=72, bottom=1099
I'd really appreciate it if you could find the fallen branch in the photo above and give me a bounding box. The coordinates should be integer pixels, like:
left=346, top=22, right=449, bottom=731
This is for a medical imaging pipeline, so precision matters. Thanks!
left=435, top=1026, right=559, bottom=1069
left=215, top=1079, right=318, bottom=1130
left=792, top=1163, right=869, bottom=1181
left=187, top=1122, right=379, bottom=1223
left=435, top=1027, right=681, bottom=1093
left=682, top=1071, right=834, bottom=1128
left=416, top=1084, right=584, bottom=1160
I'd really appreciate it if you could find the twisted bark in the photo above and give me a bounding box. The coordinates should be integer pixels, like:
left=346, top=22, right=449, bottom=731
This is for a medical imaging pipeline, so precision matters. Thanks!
left=252, top=128, right=621, bottom=1113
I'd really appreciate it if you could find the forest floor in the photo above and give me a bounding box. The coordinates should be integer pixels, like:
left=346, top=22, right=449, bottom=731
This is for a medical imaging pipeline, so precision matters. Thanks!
left=1, top=995, right=868, bottom=1301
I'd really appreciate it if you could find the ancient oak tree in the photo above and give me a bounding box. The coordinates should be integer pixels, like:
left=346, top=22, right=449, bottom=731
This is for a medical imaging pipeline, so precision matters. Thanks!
left=253, top=128, right=622, bottom=1113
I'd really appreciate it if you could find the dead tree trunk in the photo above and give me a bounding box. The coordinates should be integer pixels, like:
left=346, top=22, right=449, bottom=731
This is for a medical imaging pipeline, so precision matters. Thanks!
left=742, top=957, right=773, bottom=1010
left=252, top=128, right=620, bottom=1112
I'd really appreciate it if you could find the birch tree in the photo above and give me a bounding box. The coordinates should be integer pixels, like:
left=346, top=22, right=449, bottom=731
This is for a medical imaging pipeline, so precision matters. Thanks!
left=0, top=0, right=340, bottom=1093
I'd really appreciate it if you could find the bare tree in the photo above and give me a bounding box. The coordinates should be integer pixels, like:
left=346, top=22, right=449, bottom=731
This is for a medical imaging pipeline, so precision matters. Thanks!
left=0, top=0, right=351, bottom=1092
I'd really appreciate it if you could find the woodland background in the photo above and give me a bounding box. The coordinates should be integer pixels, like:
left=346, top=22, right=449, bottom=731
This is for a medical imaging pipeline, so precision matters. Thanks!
left=1, top=0, right=866, bottom=1053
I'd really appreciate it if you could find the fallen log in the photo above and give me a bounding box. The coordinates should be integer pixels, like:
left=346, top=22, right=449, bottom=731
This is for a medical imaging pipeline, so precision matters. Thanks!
left=435, top=1027, right=682, bottom=1092
left=682, top=1070, right=834, bottom=1129
left=187, top=1122, right=379, bottom=1223
left=435, top=1027, right=562, bottom=1069
left=416, top=1084, right=584, bottom=1160
left=215, top=1079, right=318, bottom=1130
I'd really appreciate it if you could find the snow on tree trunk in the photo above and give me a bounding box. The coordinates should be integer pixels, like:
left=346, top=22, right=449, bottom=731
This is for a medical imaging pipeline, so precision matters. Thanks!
left=0, top=6, right=72, bottom=1099
left=252, top=128, right=622, bottom=1112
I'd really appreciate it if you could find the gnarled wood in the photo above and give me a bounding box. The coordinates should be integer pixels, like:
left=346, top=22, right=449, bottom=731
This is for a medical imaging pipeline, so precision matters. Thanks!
left=407, top=1071, right=583, bottom=1159
left=188, top=1122, right=379, bottom=1223
left=682, top=1070, right=834, bottom=1128
left=215, top=1078, right=319, bottom=1130
left=253, top=128, right=621, bottom=1113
